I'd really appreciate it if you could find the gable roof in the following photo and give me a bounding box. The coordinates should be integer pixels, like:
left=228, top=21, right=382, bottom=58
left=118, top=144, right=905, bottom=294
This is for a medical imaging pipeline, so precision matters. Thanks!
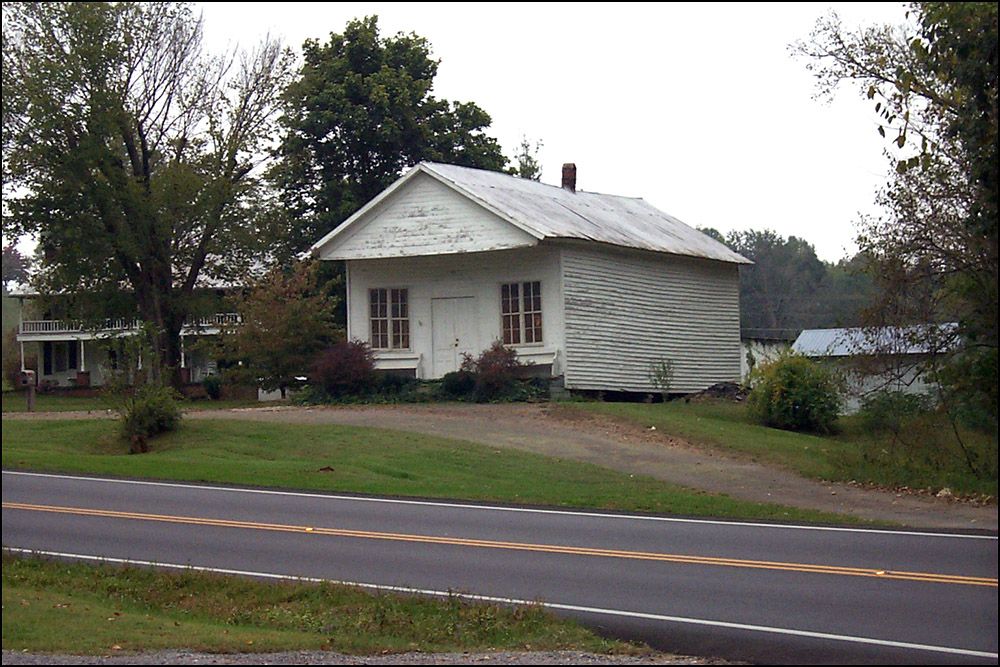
left=793, top=324, right=958, bottom=357
left=311, top=162, right=750, bottom=264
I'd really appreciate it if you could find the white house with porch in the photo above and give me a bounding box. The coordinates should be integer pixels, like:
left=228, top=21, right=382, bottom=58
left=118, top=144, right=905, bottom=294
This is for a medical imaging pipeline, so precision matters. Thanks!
left=13, top=304, right=239, bottom=388
left=311, top=162, right=750, bottom=393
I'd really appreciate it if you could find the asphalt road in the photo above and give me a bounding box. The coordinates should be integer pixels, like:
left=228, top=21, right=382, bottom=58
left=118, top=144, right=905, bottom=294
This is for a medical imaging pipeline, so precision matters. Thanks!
left=2, top=470, right=997, bottom=664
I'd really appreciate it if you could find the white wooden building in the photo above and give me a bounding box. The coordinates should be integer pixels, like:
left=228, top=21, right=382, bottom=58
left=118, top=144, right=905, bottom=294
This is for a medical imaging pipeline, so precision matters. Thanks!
left=792, top=324, right=956, bottom=412
left=312, top=162, right=750, bottom=393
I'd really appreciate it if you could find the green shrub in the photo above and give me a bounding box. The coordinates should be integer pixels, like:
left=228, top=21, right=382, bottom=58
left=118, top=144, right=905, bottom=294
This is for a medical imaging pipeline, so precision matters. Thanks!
left=854, top=389, right=996, bottom=482
left=647, top=358, right=675, bottom=396
left=440, top=370, right=476, bottom=398
left=377, top=372, right=418, bottom=395
left=202, top=374, right=223, bottom=400
left=858, top=391, right=934, bottom=434
left=116, top=384, right=183, bottom=453
left=747, top=354, right=841, bottom=433
left=507, top=376, right=550, bottom=402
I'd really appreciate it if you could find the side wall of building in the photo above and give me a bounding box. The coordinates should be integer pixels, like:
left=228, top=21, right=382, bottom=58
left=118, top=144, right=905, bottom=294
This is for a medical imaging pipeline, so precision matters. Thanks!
left=740, top=339, right=791, bottom=381
left=820, top=354, right=938, bottom=414
left=561, top=244, right=742, bottom=393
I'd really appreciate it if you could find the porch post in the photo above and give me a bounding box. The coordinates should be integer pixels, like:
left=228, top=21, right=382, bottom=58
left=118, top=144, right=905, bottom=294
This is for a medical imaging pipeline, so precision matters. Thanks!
left=20, top=341, right=25, bottom=372
left=180, top=335, right=186, bottom=368
left=79, top=339, right=86, bottom=372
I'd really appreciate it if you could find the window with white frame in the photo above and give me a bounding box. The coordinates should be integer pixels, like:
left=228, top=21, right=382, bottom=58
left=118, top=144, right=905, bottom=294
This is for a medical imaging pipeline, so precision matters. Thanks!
left=370, top=288, right=409, bottom=349
left=501, top=281, right=542, bottom=345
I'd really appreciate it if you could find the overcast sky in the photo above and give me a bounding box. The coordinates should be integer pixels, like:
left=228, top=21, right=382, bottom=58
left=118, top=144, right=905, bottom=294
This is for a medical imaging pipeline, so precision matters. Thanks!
left=197, top=1, right=909, bottom=263
left=4, top=2, right=909, bottom=264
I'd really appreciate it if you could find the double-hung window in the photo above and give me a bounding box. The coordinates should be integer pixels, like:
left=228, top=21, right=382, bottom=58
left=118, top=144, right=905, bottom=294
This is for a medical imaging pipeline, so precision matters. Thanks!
left=370, top=288, right=409, bottom=350
left=501, top=281, right=542, bottom=345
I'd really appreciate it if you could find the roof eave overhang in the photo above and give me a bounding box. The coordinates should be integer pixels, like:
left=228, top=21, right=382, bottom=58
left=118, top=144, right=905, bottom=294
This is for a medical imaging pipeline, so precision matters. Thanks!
left=546, top=236, right=752, bottom=265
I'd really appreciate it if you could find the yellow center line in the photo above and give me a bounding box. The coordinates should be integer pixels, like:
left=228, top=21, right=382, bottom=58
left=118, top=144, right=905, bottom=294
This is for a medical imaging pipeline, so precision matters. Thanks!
left=4, top=501, right=996, bottom=588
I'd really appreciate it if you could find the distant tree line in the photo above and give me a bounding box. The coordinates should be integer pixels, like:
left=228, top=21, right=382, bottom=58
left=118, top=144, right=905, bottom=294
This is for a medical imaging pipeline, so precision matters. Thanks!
left=699, top=228, right=876, bottom=338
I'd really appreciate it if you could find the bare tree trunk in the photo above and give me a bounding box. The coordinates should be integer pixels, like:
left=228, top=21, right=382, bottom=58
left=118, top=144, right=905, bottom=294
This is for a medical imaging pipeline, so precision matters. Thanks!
left=135, top=273, right=185, bottom=389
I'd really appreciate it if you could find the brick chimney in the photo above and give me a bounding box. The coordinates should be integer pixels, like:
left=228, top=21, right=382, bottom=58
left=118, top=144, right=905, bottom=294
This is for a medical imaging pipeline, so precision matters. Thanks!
left=561, top=163, right=577, bottom=192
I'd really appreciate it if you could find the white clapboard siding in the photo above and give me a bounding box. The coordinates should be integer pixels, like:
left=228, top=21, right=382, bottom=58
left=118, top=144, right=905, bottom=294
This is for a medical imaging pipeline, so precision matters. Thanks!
left=347, top=246, right=565, bottom=379
left=562, top=244, right=741, bottom=392
left=320, top=172, right=537, bottom=260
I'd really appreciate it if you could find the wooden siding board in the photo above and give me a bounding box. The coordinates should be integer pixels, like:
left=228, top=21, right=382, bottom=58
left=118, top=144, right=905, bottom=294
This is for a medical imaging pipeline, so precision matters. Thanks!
left=562, top=246, right=741, bottom=392
left=321, top=172, right=537, bottom=260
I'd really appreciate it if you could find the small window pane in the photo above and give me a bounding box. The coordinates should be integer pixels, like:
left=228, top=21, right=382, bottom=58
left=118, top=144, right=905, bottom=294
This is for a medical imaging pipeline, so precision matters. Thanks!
left=372, top=287, right=409, bottom=350
left=500, top=281, right=542, bottom=345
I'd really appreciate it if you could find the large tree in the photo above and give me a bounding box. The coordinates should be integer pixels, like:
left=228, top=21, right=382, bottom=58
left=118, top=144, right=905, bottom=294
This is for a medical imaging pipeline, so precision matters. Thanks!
left=2, top=2, right=294, bottom=383
left=273, top=16, right=508, bottom=256
left=795, top=3, right=998, bottom=429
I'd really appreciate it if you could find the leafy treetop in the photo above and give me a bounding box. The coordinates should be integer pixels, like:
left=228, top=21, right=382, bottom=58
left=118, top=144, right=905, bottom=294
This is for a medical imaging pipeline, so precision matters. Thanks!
left=273, top=15, right=508, bottom=257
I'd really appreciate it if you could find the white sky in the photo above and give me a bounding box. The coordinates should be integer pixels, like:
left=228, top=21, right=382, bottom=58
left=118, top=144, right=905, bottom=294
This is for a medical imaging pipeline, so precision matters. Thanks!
left=197, top=1, right=908, bottom=263
left=5, top=2, right=907, bottom=264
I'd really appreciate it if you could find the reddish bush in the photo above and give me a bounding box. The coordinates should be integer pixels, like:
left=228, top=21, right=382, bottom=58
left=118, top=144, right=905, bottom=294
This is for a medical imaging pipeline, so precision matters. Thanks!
left=461, top=340, right=523, bottom=401
left=311, top=340, right=376, bottom=398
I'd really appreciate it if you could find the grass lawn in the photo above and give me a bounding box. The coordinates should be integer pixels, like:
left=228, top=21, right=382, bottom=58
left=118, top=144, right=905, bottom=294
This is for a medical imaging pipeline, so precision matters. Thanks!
left=1, top=418, right=856, bottom=523
left=1, top=390, right=259, bottom=413
left=557, top=400, right=998, bottom=498
left=2, top=554, right=633, bottom=655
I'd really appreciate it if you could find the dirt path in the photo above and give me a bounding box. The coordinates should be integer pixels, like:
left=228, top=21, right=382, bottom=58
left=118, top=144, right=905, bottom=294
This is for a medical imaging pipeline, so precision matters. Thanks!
left=6, top=404, right=996, bottom=530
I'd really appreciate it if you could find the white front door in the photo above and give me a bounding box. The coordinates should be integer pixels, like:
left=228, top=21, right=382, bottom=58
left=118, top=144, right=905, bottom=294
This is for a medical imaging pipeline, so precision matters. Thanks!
left=431, top=297, right=477, bottom=377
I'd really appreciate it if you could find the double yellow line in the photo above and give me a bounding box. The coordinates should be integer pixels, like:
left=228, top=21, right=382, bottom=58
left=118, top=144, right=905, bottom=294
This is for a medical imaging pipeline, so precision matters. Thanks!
left=4, top=501, right=996, bottom=588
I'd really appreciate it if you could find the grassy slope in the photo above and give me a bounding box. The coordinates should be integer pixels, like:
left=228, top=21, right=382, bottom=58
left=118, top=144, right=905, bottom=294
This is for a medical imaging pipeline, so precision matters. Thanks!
left=3, top=555, right=629, bottom=655
left=1, top=418, right=855, bottom=523
left=559, top=400, right=997, bottom=497
left=2, top=391, right=259, bottom=413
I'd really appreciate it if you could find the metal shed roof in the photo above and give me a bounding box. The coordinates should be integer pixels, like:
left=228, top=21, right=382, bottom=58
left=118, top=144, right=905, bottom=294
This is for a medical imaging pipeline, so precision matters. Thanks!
left=792, top=324, right=958, bottom=357
left=312, top=162, right=750, bottom=264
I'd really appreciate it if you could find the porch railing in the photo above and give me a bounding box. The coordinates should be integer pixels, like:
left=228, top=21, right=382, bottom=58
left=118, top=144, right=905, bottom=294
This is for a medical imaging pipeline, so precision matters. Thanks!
left=19, top=313, right=241, bottom=336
